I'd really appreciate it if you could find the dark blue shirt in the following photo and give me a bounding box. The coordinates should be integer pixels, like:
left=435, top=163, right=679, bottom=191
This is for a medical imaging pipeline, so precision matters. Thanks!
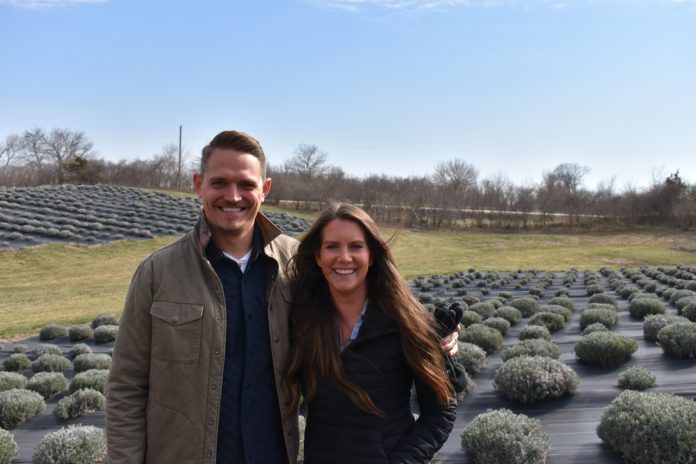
left=207, top=226, right=287, bottom=464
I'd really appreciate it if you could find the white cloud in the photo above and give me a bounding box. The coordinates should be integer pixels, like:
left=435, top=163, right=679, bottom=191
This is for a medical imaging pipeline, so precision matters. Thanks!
left=0, top=0, right=107, bottom=10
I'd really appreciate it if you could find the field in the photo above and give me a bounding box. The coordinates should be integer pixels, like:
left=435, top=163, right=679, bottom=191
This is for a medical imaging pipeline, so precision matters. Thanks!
left=1, top=186, right=696, bottom=463
left=1, top=208, right=695, bottom=338
left=2, top=267, right=696, bottom=463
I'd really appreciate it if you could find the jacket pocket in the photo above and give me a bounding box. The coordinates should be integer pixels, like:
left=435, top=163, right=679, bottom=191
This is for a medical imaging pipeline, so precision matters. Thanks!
left=150, top=300, right=204, bottom=363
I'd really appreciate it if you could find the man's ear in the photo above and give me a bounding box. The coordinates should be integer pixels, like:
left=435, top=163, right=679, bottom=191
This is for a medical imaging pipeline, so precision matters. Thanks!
left=193, top=173, right=203, bottom=197
left=261, top=177, right=272, bottom=201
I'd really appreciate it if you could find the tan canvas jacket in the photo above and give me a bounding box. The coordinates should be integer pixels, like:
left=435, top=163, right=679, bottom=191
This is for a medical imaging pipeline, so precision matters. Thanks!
left=106, top=212, right=299, bottom=464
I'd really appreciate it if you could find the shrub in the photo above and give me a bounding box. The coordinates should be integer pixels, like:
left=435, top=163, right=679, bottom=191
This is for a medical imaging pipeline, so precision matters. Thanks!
left=676, top=295, right=696, bottom=312
left=528, top=312, right=566, bottom=333
left=461, top=409, right=550, bottom=464
left=683, top=302, right=696, bottom=322
left=68, top=324, right=93, bottom=342
left=629, top=297, right=666, bottom=318
left=54, top=389, right=107, bottom=420
left=582, top=322, right=609, bottom=335
left=461, top=310, right=483, bottom=327
left=501, top=339, right=561, bottom=362
left=519, top=325, right=552, bottom=342
left=597, top=391, right=696, bottom=464
left=0, top=389, right=45, bottom=428
left=455, top=342, right=487, bottom=377
left=586, top=284, right=603, bottom=295
left=482, top=317, right=510, bottom=336
left=579, top=307, right=618, bottom=330
left=460, top=323, right=503, bottom=354
left=573, top=332, right=638, bottom=367
left=0, top=427, right=18, bottom=464
left=70, top=369, right=109, bottom=394
left=510, top=297, right=540, bottom=317
left=73, top=353, right=112, bottom=373
left=540, top=304, right=572, bottom=322
left=657, top=322, right=696, bottom=358
left=28, top=344, right=62, bottom=360
left=39, top=324, right=67, bottom=341
left=493, top=356, right=579, bottom=404
left=643, top=314, right=689, bottom=341
left=628, top=291, right=659, bottom=302
left=669, top=289, right=696, bottom=305
left=492, top=306, right=522, bottom=325
left=588, top=293, right=617, bottom=307
left=12, top=344, right=27, bottom=354
left=32, top=425, right=107, bottom=464
left=0, top=373, right=27, bottom=392
left=91, top=312, right=118, bottom=328
left=3, top=354, right=31, bottom=372
left=586, top=302, right=617, bottom=311
left=617, top=366, right=656, bottom=390
left=468, top=302, right=495, bottom=320
left=93, top=324, right=119, bottom=343
left=27, top=372, right=69, bottom=399
left=548, top=296, right=574, bottom=311
left=31, top=354, right=71, bottom=373
left=66, top=343, right=92, bottom=360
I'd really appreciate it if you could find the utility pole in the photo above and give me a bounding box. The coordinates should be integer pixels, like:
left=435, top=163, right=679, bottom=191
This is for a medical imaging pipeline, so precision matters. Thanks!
left=177, top=124, right=182, bottom=189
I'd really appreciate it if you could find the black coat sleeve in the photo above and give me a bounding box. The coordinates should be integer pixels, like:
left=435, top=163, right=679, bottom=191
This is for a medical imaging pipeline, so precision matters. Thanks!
left=386, top=377, right=456, bottom=464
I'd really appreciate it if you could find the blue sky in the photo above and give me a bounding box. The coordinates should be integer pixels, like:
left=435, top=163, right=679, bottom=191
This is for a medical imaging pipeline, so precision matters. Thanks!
left=1, top=0, right=694, bottom=190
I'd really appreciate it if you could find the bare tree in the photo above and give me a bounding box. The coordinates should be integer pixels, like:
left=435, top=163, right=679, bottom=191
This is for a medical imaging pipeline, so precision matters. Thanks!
left=432, top=159, right=479, bottom=194
left=43, top=128, right=96, bottom=184
left=431, top=159, right=478, bottom=226
left=0, top=134, right=22, bottom=176
left=549, top=163, right=590, bottom=193
left=284, top=144, right=328, bottom=181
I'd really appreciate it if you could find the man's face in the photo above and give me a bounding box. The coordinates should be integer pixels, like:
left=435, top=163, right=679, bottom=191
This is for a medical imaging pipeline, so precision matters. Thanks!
left=193, top=148, right=271, bottom=244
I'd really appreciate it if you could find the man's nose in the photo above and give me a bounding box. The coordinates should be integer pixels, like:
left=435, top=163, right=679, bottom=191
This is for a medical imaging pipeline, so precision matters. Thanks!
left=224, top=185, right=242, bottom=202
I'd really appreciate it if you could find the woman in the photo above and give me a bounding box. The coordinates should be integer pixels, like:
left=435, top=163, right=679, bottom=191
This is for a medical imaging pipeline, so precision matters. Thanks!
left=285, top=203, right=456, bottom=463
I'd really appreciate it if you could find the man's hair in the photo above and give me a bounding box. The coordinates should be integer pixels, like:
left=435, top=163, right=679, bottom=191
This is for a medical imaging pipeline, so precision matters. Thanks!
left=200, top=130, right=267, bottom=177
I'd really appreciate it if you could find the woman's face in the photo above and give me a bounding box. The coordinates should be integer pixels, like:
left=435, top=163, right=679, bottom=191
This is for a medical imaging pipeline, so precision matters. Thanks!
left=316, top=219, right=373, bottom=300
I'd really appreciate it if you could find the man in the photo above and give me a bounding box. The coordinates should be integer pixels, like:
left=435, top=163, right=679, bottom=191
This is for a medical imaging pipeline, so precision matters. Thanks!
left=107, top=130, right=459, bottom=464
left=107, top=130, right=298, bottom=464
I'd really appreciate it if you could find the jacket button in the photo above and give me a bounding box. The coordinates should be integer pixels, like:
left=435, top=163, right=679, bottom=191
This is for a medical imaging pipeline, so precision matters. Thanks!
left=212, top=385, right=217, bottom=390
left=171, top=317, right=178, bottom=324
left=214, top=350, right=220, bottom=355
left=209, top=420, right=214, bottom=425
left=207, top=451, right=212, bottom=458
left=273, top=336, right=280, bottom=343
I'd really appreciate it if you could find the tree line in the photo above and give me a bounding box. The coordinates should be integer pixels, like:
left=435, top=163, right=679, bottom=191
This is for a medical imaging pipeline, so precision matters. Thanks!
left=1, top=128, right=694, bottom=230
left=0, top=128, right=191, bottom=190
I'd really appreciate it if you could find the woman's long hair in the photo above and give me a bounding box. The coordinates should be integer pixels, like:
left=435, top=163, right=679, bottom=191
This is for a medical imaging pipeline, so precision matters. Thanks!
left=284, top=203, right=452, bottom=420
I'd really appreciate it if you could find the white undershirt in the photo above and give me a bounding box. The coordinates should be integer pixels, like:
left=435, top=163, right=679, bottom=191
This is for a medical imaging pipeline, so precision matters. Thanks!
left=222, top=249, right=252, bottom=273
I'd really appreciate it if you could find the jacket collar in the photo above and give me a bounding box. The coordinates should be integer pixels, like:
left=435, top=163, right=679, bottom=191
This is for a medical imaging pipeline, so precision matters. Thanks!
left=194, top=207, right=282, bottom=257
left=347, top=301, right=399, bottom=350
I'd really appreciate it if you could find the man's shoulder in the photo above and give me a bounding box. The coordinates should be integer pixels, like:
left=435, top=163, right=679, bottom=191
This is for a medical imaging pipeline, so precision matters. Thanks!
left=265, top=233, right=298, bottom=263
left=142, top=230, right=197, bottom=266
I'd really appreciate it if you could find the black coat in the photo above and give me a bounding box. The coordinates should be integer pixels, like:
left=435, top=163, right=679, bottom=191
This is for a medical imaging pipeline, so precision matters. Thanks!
left=303, top=304, right=456, bottom=464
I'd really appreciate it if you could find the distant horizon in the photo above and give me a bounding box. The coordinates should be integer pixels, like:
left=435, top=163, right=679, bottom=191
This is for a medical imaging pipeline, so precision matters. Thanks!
left=1, top=0, right=694, bottom=191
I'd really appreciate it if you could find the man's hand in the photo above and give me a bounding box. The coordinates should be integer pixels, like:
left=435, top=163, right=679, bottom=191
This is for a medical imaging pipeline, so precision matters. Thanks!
left=440, top=324, right=461, bottom=356
left=434, top=301, right=464, bottom=357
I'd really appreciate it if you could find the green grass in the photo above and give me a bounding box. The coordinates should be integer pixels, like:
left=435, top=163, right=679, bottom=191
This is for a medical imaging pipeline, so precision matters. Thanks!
left=388, top=229, right=696, bottom=279
left=1, top=223, right=695, bottom=339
